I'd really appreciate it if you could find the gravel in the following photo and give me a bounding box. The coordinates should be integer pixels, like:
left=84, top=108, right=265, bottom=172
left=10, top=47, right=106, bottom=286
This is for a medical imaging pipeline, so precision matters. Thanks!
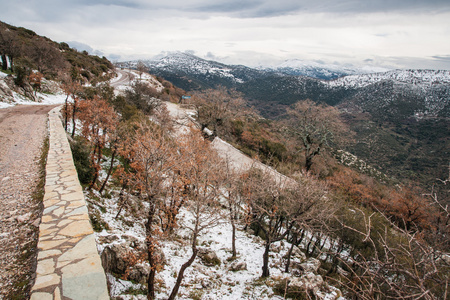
left=0, top=105, right=57, bottom=299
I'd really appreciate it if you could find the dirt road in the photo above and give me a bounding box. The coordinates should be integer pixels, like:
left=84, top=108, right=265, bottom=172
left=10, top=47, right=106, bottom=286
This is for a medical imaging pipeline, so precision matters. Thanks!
left=0, top=104, right=58, bottom=298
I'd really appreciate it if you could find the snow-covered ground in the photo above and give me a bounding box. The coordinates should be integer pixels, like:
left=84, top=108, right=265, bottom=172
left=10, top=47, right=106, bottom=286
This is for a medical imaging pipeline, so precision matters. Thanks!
left=92, top=186, right=343, bottom=300
left=0, top=91, right=67, bottom=109
left=0, top=72, right=67, bottom=109
left=90, top=73, right=343, bottom=299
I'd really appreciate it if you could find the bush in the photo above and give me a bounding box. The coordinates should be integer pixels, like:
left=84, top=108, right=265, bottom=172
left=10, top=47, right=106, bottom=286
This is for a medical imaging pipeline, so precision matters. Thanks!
left=69, top=136, right=94, bottom=185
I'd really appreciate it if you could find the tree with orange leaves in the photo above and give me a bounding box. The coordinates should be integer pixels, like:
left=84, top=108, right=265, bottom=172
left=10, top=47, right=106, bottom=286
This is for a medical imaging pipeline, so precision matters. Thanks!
left=283, top=99, right=353, bottom=171
left=118, top=121, right=178, bottom=300
left=77, top=95, right=119, bottom=190
left=167, top=128, right=225, bottom=300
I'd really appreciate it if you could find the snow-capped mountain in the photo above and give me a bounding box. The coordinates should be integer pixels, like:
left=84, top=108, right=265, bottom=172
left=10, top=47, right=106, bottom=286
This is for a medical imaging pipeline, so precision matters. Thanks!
left=118, top=52, right=450, bottom=118
left=266, top=59, right=390, bottom=80
left=118, top=52, right=266, bottom=90
left=327, top=69, right=450, bottom=88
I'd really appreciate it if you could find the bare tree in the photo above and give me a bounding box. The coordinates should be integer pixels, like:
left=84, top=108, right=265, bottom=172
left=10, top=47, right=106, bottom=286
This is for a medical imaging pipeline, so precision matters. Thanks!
left=136, top=60, right=147, bottom=80
left=283, top=99, right=353, bottom=171
left=119, top=122, right=178, bottom=300
left=168, top=129, right=225, bottom=300
left=284, top=174, right=332, bottom=272
left=222, top=158, right=244, bottom=259
left=334, top=207, right=449, bottom=300
left=193, top=86, right=247, bottom=137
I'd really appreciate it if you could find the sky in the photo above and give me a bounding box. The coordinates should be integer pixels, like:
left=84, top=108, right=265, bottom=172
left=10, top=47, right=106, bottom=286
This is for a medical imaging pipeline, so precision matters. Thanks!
left=2, top=0, right=450, bottom=69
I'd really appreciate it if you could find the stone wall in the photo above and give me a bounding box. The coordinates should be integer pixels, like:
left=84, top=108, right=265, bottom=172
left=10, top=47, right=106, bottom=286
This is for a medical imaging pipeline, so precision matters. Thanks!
left=30, top=107, right=109, bottom=300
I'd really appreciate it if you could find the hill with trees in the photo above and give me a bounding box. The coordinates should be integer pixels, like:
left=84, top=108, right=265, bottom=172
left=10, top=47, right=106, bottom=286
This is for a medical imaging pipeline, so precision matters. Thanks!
left=123, top=53, right=450, bottom=196
left=0, top=20, right=114, bottom=93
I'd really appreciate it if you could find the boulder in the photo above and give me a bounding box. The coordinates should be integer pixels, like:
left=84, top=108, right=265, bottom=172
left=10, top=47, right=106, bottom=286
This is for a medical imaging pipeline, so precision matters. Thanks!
left=98, top=235, right=119, bottom=245
left=128, top=263, right=150, bottom=284
left=299, top=258, right=321, bottom=273
left=289, top=273, right=323, bottom=292
left=101, top=243, right=130, bottom=275
left=229, top=261, right=247, bottom=271
left=291, top=246, right=306, bottom=261
left=198, top=248, right=221, bottom=266
left=270, top=243, right=282, bottom=253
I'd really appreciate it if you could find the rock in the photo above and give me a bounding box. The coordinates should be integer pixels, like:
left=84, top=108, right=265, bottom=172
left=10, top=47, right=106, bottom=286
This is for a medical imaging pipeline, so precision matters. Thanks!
left=198, top=248, right=221, bottom=266
left=299, top=258, right=321, bottom=273
left=16, top=213, right=32, bottom=223
left=291, top=246, right=306, bottom=261
left=97, top=235, right=119, bottom=245
left=229, top=261, right=247, bottom=271
left=289, top=273, right=323, bottom=292
left=101, top=244, right=129, bottom=275
left=201, top=278, right=213, bottom=288
left=270, top=243, right=281, bottom=253
left=439, top=254, right=450, bottom=265
left=128, top=263, right=150, bottom=284
left=122, top=235, right=146, bottom=252
left=31, top=218, right=41, bottom=228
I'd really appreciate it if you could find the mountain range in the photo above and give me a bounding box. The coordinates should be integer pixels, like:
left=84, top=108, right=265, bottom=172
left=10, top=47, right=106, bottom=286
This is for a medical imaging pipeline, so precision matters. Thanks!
left=117, top=52, right=450, bottom=188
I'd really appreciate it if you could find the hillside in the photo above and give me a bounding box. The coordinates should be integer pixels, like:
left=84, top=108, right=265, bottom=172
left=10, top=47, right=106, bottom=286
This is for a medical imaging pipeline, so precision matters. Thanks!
left=64, top=67, right=448, bottom=300
left=121, top=53, right=450, bottom=188
left=0, top=20, right=114, bottom=82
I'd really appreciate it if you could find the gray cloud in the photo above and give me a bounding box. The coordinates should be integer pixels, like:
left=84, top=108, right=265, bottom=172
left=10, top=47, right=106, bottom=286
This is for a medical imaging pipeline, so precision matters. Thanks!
left=67, top=41, right=104, bottom=56
left=1, top=0, right=449, bottom=70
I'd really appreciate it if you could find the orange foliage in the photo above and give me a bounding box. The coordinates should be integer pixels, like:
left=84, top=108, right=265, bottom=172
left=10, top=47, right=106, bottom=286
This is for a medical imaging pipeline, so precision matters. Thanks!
left=77, top=96, right=119, bottom=188
left=327, top=167, right=437, bottom=231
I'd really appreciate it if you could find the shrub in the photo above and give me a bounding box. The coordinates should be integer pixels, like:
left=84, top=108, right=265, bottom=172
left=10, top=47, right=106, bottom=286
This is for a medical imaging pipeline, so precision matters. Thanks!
left=69, top=136, right=95, bottom=185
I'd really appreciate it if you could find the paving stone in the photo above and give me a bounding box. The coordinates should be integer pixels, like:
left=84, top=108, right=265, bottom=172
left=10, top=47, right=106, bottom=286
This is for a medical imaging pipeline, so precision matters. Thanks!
left=52, top=206, right=65, bottom=217
left=41, top=215, right=55, bottom=223
left=54, top=287, right=62, bottom=300
left=58, top=220, right=93, bottom=237
left=43, top=198, right=61, bottom=207
left=61, top=256, right=109, bottom=300
left=37, top=249, right=62, bottom=260
left=32, top=273, right=60, bottom=290
left=61, top=192, right=84, bottom=202
left=68, top=214, right=90, bottom=220
left=56, top=219, right=73, bottom=228
left=37, top=238, right=67, bottom=251
left=58, top=234, right=98, bottom=262
left=66, top=206, right=88, bottom=216
left=43, top=206, right=58, bottom=214
left=36, top=258, right=55, bottom=276
left=30, top=292, right=53, bottom=300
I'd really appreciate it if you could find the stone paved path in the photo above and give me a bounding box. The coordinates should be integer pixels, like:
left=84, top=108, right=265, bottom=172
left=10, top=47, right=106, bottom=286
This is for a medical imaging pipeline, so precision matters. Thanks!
left=30, top=107, right=109, bottom=299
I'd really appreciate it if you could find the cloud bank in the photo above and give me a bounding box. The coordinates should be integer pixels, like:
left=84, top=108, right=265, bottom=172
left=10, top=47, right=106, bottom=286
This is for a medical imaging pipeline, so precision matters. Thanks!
left=1, top=0, right=450, bottom=69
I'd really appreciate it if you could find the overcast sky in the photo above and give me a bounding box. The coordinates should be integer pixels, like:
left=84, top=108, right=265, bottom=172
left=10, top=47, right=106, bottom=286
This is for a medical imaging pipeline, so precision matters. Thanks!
left=2, top=0, right=450, bottom=69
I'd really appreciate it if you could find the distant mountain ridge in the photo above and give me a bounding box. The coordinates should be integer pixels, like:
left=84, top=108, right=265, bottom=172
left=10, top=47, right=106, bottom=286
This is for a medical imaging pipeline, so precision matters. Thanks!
left=117, top=52, right=450, bottom=187
left=265, top=59, right=390, bottom=80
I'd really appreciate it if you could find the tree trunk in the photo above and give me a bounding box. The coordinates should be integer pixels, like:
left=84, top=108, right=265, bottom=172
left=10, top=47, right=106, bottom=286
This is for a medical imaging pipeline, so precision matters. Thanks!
left=1, top=54, right=7, bottom=70
left=262, top=240, right=271, bottom=277
left=305, top=235, right=314, bottom=256
left=146, top=201, right=157, bottom=300
left=9, top=55, right=14, bottom=72
left=285, top=234, right=298, bottom=273
left=64, top=95, right=69, bottom=131
left=71, top=99, right=77, bottom=138
left=305, top=154, right=313, bottom=172
left=99, top=147, right=116, bottom=194
left=168, top=235, right=198, bottom=300
left=231, top=219, right=237, bottom=258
